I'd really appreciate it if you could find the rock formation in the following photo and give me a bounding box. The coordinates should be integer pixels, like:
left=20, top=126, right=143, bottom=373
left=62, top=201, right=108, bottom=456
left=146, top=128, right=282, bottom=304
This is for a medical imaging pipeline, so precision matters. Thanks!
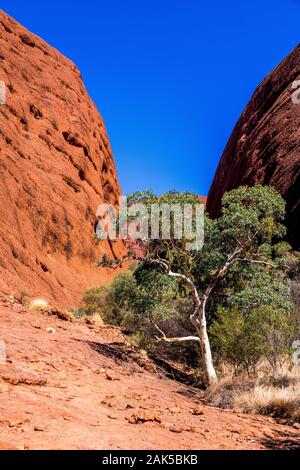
left=0, top=9, right=125, bottom=306
left=207, top=44, right=300, bottom=248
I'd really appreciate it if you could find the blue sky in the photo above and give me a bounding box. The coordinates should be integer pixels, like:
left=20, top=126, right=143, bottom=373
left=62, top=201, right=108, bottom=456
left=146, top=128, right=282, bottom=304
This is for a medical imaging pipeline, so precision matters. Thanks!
left=1, top=0, right=300, bottom=195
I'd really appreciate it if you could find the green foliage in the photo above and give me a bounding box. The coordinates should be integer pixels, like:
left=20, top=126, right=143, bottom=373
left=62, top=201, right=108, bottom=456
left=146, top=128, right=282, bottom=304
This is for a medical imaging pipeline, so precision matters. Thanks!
left=126, top=189, right=156, bottom=205
left=194, top=186, right=287, bottom=287
left=127, top=189, right=200, bottom=207
left=130, top=186, right=288, bottom=287
left=82, top=274, right=133, bottom=325
left=82, top=269, right=181, bottom=333
left=227, top=271, right=292, bottom=315
left=129, top=186, right=291, bottom=326
left=82, top=284, right=111, bottom=315
left=87, top=185, right=295, bottom=377
left=69, top=307, right=86, bottom=319
left=134, top=262, right=178, bottom=300
left=210, top=305, right=296, bottom=374
left=210, top=307, right=263, bottom=374
left=220, top=185, right=286, bottom=242
left=253, top=306, right=297, bottom=369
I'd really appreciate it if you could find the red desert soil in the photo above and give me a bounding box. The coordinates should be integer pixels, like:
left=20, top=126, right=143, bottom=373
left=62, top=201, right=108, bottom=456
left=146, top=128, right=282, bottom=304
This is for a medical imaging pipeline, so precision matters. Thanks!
left=0, top=296, right=299, bottom=450
left=0, top=9, right=126, bottom=307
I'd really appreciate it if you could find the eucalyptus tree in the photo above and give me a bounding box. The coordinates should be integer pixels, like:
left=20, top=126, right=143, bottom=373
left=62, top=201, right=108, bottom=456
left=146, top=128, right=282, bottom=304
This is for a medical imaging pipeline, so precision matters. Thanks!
left=100, top=186, right=289, bottom=386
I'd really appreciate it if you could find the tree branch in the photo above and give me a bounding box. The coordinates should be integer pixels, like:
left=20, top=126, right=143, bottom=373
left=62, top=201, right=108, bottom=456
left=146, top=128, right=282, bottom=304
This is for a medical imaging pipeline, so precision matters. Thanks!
left=110, top=256, right=138, bottom=270
left=234, top=258, right=289, bottom=269
left=153, top=323, right=200, bottom=344
left=198, top=247, right=243, bottom=308
left=149, top=258, right=202, bottom=325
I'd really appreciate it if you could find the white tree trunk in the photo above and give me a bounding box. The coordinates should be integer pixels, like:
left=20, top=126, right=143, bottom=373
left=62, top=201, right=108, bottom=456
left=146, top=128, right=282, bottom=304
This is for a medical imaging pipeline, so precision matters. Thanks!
left=194, top=306, right=217, bottom=386
left=150, top=259, right=218, bottom=386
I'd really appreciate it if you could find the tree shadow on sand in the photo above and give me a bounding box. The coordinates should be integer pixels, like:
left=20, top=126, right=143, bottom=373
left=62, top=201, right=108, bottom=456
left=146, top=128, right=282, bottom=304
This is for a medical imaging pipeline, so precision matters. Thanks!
left=86, top=340, right=204, bottom=387
left=260, top=429, right=300, bottom=450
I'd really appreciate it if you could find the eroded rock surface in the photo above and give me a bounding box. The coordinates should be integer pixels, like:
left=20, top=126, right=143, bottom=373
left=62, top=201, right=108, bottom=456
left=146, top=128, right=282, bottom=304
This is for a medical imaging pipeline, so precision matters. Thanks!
left=0, top=10, right=125, bottom=305
left=207, top=44, right=300, bottom=248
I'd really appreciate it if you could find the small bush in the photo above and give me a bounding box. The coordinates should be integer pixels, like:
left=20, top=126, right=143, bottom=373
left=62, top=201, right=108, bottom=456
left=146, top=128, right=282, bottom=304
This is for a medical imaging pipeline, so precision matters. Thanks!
left=252, top=306, right=296, bottom=369
left=210, top=305, right=297, bottom=375
left=69, top=307, right=86, bottom=319
left=210, top=307, right=265, bottom=375
left=96, top=254, right=115, bottom=268
left=81, top=268, right=184, bottom=344
left=82, top=284, right=112, bottom=316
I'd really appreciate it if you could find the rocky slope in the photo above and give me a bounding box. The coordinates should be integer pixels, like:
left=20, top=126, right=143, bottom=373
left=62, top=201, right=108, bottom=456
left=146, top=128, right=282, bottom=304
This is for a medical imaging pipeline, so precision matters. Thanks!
left=0, top=296, right=299, bottom=450
left=207, top=44, right=300, bottom=248
left=0, top=10, right=125, bottom=306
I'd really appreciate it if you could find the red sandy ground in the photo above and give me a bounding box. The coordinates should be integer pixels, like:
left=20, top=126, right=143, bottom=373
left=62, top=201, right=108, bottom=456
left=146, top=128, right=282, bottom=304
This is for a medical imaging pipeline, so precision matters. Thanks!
left=0, top=296, right=299, bottom=451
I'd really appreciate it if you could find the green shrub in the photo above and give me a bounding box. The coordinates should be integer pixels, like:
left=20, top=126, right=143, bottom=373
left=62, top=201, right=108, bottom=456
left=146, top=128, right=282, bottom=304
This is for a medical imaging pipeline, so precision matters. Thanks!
left=250, top=306, right=296, bottom=369
left=210, top=306, right=263, bottom=374
left=81, top=268, right=183, bottom=339
left=69, top=307, right=86, bottom=319
left=210, top=305, right=296, bottom=375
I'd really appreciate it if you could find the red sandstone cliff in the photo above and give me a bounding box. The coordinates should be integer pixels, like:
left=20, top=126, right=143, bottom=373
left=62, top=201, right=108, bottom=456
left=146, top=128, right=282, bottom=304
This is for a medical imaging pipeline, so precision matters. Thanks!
left=0, top=9, right=125, bottom=306
left=207, top=45, right=300, bottom=248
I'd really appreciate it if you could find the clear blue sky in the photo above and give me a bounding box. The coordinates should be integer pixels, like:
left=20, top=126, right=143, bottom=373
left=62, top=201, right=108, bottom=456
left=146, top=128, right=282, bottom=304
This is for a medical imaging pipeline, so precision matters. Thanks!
left=2, top=0, right=300, bottom=195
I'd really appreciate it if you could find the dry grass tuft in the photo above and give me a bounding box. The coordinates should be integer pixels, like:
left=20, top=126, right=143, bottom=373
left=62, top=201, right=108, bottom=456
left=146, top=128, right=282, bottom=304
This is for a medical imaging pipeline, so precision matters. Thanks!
left=91, top=312, right=104, bottom=325
left=205, top=376, right=255, bottom=409
left=30, top=298, right=49, bottom=310
left=205, top=365, right=300, bottom=422
left=236, top=383, right=300, bottom=421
